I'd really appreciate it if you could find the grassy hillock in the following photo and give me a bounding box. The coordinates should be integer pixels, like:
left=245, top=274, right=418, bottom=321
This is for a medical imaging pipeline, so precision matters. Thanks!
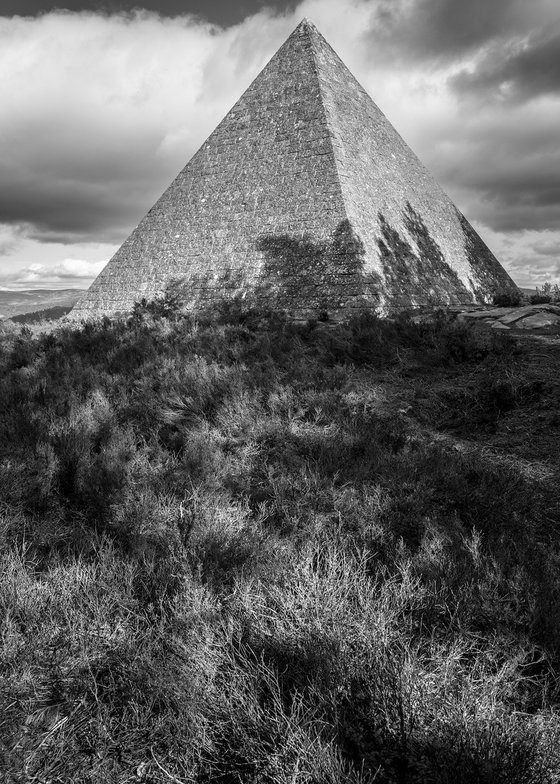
left=1, top=300, right=560, bottom=783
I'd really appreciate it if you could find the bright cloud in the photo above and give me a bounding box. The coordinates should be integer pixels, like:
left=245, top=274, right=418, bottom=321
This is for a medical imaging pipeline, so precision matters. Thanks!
left=0, top=223, right=29, bottom=256
left=3, top=259, right=107, bottom=289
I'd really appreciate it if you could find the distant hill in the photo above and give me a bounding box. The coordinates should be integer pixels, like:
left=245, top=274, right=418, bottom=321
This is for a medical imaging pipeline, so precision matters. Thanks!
left=0, top=289, right=83, bottom=320
left=10, top=305, right=75, bottom=324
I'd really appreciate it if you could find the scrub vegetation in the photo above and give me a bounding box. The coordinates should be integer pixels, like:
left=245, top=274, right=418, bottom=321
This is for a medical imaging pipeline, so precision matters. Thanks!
left=1, top=299, right=560, bottom=783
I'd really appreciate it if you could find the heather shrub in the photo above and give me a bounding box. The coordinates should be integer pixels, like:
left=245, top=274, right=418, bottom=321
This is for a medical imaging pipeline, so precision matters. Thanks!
left=529, top=282, right=560, bottom=305
left=309, top=310, right=511, bottom=370
left=531, top=293, right=553, bottom=305
left=493, top=287, right=522, bottom=307
left=1, top=303, right=560, bottom=781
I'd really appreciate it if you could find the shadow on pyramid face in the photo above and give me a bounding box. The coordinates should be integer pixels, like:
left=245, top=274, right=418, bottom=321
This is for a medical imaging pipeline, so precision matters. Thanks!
left=171, top=220, right=382, bottom=320
left=454, top=208, right=518, bottom=300
left=167, top=207, right=515, bottom=318
left=377, top=203, right=474, bottom=308
left=254, top=219, right=382, bottom=317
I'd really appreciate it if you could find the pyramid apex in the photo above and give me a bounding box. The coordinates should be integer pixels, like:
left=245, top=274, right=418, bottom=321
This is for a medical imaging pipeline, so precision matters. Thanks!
left=293, top=17, right=318, bottom=33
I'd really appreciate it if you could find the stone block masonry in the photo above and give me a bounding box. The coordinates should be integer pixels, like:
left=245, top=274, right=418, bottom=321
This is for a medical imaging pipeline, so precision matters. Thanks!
left=72, top=19, right=518, bottom=320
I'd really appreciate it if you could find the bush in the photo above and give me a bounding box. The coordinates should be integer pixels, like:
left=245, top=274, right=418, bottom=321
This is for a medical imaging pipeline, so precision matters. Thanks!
left=530, top=282, right=560, bottom=305
left=493, top=288, right=522, bottom=307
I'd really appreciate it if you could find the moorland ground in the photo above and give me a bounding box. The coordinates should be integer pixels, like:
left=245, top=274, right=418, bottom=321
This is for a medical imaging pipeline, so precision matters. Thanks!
left=1, top=301, right=560, bottom=783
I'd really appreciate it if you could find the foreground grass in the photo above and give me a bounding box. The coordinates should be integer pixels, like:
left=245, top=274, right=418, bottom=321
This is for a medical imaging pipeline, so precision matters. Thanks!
left=1, top=304, right=560, bottom=782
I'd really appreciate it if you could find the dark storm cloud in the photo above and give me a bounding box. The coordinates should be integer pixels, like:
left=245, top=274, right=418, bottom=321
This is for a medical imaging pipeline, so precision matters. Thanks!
left=451, top=28, right=560, bottom=102
left=0, top=0, right=294, bottom=26
left=0, top=112, right=180, bottom=243
left=366, top=0, right=560, bottom=74
left=431, top=110, right=560, bottom=233
left=0, top=173, right=164, bottom=244
left=361, top=0, right=560, bottom=247
left=0, top=9, right=291, bottom=244
left=0, top=113, right=181, bottom=242
left=369, top=0, right=536, bottom=62
left=367, top=0, right=560, bottom=103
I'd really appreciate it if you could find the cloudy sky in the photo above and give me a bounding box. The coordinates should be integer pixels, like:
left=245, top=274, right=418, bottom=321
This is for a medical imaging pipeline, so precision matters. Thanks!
left=1, top=0, right=559, bottom=290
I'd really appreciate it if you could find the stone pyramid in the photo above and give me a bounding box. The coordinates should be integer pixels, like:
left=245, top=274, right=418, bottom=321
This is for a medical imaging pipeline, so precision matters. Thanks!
left=72, top=19, right=517, bottom=320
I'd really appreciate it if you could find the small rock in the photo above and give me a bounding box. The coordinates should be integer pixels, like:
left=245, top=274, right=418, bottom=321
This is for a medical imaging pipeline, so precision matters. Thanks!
left=499, top=304, right=560, bottom=325
left=460, top=308, right=515, bottom=320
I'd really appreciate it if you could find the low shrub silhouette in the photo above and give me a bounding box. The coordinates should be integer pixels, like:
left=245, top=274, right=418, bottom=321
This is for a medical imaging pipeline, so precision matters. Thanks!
left=493, top=287, right=522, bottom=307
left=529, top=282, right=560, bottom=305
left=531, top=293, right=553, bottom=305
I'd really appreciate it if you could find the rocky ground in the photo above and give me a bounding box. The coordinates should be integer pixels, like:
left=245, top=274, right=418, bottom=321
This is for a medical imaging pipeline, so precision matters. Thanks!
left=453, top=302, right=560, bottom=331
